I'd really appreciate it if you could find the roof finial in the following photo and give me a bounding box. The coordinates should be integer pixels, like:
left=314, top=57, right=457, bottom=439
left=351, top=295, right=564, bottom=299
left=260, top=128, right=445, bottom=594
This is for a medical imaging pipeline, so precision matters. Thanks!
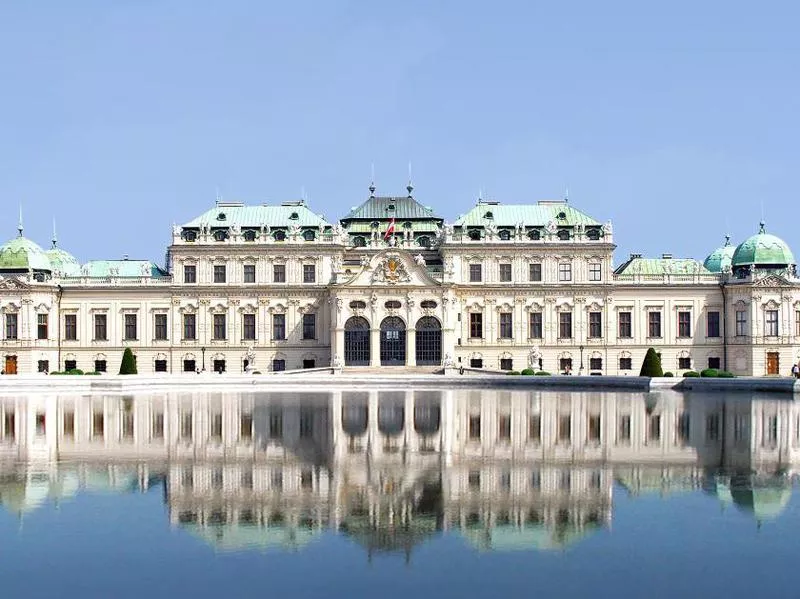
left=724, top=234, right=730, bottom=246
left=215, top=187, right=222, bottom=205
left=17, top=205, right=23, bottom=237
left=759, top=220, right=766, bottom=234
left=369, top=163, right=376, bottom=197
left=478, top=188, right=483, bottom=204
left=52, top=217, right=58, bottom=248
left=407, top=161, right=413, bottom=197
left=564, top=186, right=569, bottom=202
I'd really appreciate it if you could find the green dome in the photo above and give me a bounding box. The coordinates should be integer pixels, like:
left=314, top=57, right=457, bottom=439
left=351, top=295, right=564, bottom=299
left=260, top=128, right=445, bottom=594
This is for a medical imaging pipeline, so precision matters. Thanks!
left=703, top=235, right=735, bottom=273
left=731, top=222, right=795, bottom=268
left=45, top=243, right=81, bottom=277
left=0, top=232, right=52, bottom=272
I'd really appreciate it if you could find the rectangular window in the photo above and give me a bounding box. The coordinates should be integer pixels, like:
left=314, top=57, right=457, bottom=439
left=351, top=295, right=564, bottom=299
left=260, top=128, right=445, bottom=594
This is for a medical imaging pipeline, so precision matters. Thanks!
left=469, top=264, right=482, bottom=282
left=707, top=311, right=720, bottom=338
left=213, top=264, right=226, bottom=283
left=273, top=264, right=286, bottom=283
left=243, top=264, right=256, bottom=283
left=470, top=358, right=483, bottom=368
left=735, top=310, right=747, bottom=336
left=63, top=411, right=75, bottom=439
left=498, top=414, right=511, bottom=440
left=154, top=314, right=168, bottom=341
left=4, top=313, right=17, bottom=340
left=708, top=357, right=721, bottom=369
left=648, top=312, right=662, bottom=338
left=765, top=310, right=779, bottom=337
left=678, top=356, right=691, bottom=370
left=529, top=414, right=541, bottom=442
left=37, top=314, right=48, bottom=340
left=92, top=408, right=104, bottom=440
left=589, top=357, right=602, bottom=370
left=124, top=314, right=137, bottom=341
left=154, top=359, right=167, bottom=372
left=94, top=360, right=107, bottom=373
left=558, top=312, right=572, bottom=339
left=272, top=359, right=286, bottom=371
left=677, top=413, right=690, bottom=443
left=211, top=413, right=223, bottom=440
left=152, top=412, right=164, bottom=439
left=558, top=415, right=571, bottom=444
left=589, top=312, right=602, bottom=338
left=648, top=415, right=661, bottom=443
left=182, top=359, right=195, bottom=372
left=499, top=312, right=513, bottom=339
left=302, top=313, right=316, bottom=340
left=558, top=263, right=572, bottom=282
left=468, top=414, right=481, bottom=440
left=500, top=358, right=513, bottom=371
left=618, top=312, right=632, bottom=338
left=242, top=314, right=256, bottom=341
left=588, top=263, right=602, bottom=281
left=272, top=314, right=286, bottom=340
left=529, top=263, right=542, bottom=282
left=183, top=314, right=196, bottom=340
left=560, top=357, right=573, bottom=372
left=469, top=313, right=483, bottom=338
left=529, top=312, right=543, bottom=339
left=64, top=359, right=77, bottom=371
left=64, top=314, right=77, bottom=341
left=619, top=357, right=632, bottom=370
left=499, top=263, right=512, bottom=282
left=213, top=314, right=226, bottom=341
left=303, top=264, right=316, bottom=284
left=240, top=413, right=253, bottom=441
left=618, top=415, right=631, bottom=443
left=588, top=414, right=601, bottom=442
left=183, top=265, right=196, bottom=284
left=678, top=311, right=691, bottom=337
left=94, top=314, right=107, bottom=341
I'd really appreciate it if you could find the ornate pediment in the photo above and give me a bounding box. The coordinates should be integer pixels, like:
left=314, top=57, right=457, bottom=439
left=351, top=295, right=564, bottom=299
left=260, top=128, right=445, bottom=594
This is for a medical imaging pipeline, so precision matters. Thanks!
left=338, top=250, right=441, bottom=288
left=372, top=253, right=412, bottom=285
left=0, top=276, right=31, bottom=291
left=752, top=274, right=793, bottom=288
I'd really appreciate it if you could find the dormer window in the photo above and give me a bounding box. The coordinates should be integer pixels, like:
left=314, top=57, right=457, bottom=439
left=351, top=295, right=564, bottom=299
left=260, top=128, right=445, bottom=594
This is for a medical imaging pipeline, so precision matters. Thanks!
left=586, top=228, right=601, bottom=240
left=417, top=236, right=431, bottom=248
left=216, top=212, right=227, bottom=221
left=557, top=229, right=570, bottom=241
left=484, top=211, right=494, bottom=219
left=403, top=221, right=412, bottom=229
left=353, top=236, right=366, bottom=247
left=468, top=229, right=481, bottom=241
left=213, top=230, right=228, bottom=242
left=557, top=211, right=567, bottom=220
left=302, top=229, right=315, bottom=242
left=387, top=204, right=396, bottom=211
left=243, top=230, right=257, bottom=242
left=182, top=230, right=197, bottom=242
left=289, top=212, right=299, bottom=220
left=273, top=230, right=286, bottom=242
left=498, top=230, right=511, bottom=241
left=528, top=229, right=541, bottom=241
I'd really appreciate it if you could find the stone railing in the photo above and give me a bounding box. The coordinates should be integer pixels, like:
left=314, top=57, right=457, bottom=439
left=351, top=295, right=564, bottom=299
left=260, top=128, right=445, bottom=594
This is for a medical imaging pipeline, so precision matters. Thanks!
left=613, top=273, right=721, bottom=285
left=60, top=276, right=175, bottom=286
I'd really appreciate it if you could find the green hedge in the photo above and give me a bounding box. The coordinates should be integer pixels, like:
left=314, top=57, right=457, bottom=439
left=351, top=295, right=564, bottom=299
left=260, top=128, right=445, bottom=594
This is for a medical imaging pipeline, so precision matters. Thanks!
left=700, top=368, right=720, bottom=377
left=521, top=368, right=536, bottom=376
left=534, top=371, right=552, bottom=376
left=683, top=371, right=700, bottom=377
left=50, top=369, right=101, bottom=375
left=663, top=372, right=674, bottom=377
left=506, top=370, right=521, bottom=376
left=718, top=371, right=735, bottom=378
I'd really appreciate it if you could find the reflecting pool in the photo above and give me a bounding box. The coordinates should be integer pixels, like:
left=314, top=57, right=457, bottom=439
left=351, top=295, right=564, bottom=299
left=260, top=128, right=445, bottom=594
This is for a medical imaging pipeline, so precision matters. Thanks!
left=0, top=388, right=798, bottom=598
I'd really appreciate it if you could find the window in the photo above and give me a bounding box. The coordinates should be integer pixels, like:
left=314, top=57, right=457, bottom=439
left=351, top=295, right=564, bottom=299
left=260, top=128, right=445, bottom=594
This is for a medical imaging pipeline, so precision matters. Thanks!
left=273, top=230, right=286, bottom=242
left=499, top=313, right=513, bottom=339
left=213, top=314, right=226, bottom=340
left=678, top=311, right=691, bottom=337
left=468, top=229, right=481, bottom=241
left=588, top=414, right=601, bottom=442
left=303, top=229, right=315, bottom=241
left=558, top=415, right=571, bottom=444
left=124, top=314, right=137, bottom=341
left=64, top=359, right=76, bottom=371
left=243, top=264, right=256, bottom=283
left=470, top=358, right=483, bottom=368
left=37, top=314, right=48, bottom=340
left=94, top=360, right=107, bottom=372
left=303, top=264, right=316, bottom=284
left=242, top=314, right=256, bottom=341
left=63, top=411, right=75, bottom=439
left=469, top=313, right=483, bottom=338
left=735, top=310, right=747, bottom=336
left=529, top=263, right=542, bottom=282
left=182, top=230, right=197, bottom=242
left=618, top=414, right=631, bottom=443
left=529, top=312, right=543, bottom=339
left=708, top=357, right=721, bottom=369
left=619, top=357, right=632, bottom=370
left=469, top=264, right=482, bottom=282
left=588, top=263, right=601, bottom=281
left=528, top=229, right=541, bottom=240
left=4, top=313, right=17, bottom=340
left=706, top=413, right=720, bottom=442
left=213, top=359, right=226, bottom=373
left=152, top=412, right=164, bottom=439
left=213, top=265, right=226, bottom=283
left=499, top=263, right=512, bottom=282
left=94, top=314, right=107, bottom=341
left=498, top=414, right=511, bottom=440
left=211, top=412, right=223, bottom=440
left=183, top=265, right=196, bottom=284
left=707, top=311, right=720, bottom=338
left=154, top=314, right=168, bottom=341
left=272, top=314, right=286, bottom=340
left=648, top=415, right=661, bottom=443
left=559, top=357, right=573, bottom=372
left=154, top=359, right=167, bottom=372
left=213, top=230, right=227, bottom=242
left=589, top=312, right=602, bottom=338
left=559, top=312, right=572, bottom=339
left=764, top=415, right=778, bottom=447
left=500, top=358, right=513, bottom=370
left=272, top=359, right=286, bottom=372
left=498, top=230, right=510, bottom=241
left=589, top=357, right=602, bottom=370
left=796, top=310, right=800, bottom=336
left=353, top=236, right=366, bottom=247
left=182, top=359, right=195, bottom=372
left=678, top=356, right=691, bottom=370
left=648, top=312, right=662, bottom=338
left=302, top=313, right=316, bottom=340
left=765, top=310, right=779, bottom=337
left=183, top=314, right=196, bottom=340
left=468, top=414, right=481, bottom=440
left=64, top=314, right=77, bottom=341
left=273, top=264, right=286, bottom=283
left=529, top=414, right=541, bottom=442
left=92, top=408, right=104, bottom=440
left=557, top=229, right=570, bottom=240
left=618, top=312, right=632, bottom=338
left=240, top=413, right=253, bottom=441
left=677, top=413, right=690, bottom=443
left=243, top=229, right=257, bottom=242
left=558, top=263, right=572, bottom=282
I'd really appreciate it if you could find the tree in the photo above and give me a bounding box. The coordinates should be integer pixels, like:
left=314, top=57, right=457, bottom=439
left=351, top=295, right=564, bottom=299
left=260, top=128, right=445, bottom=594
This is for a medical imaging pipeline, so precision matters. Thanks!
left=639, top=348, right=663, bottom=377
left=119, top=347, right=137, bottom=375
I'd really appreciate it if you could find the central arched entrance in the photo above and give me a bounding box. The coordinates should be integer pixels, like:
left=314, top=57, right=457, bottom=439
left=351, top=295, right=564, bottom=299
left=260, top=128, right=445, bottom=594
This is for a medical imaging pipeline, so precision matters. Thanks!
left=380, top=317, right=406, bottom=366
left=415, top=317, right=442, bottom=365
left=344, top=317, right=370, bottom=366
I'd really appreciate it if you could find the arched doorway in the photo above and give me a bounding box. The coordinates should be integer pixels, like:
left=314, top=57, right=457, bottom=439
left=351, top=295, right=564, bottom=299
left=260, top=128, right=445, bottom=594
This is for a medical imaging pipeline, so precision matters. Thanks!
left=344, top=317, right=370, bottom=366
left=415, top=317, right=442, bottom=365
left=380, top=317, right=406, bottom=366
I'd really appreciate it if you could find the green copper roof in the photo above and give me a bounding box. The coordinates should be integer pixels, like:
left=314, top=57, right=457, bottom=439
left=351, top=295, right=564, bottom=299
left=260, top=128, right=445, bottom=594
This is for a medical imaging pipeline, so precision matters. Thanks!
left=0, top=234, right=52, bottom=272
left=731, top=222, right=795, bottom=267
left=182, top=201, right=331, bottom=229
left=46, top=244, right=81, bottom=277
left=703, top=235, right=735, bottom=273
left=182, top=523, right=322, bottom=552
left=78, top=260, right=168, bottom=278
left=461, top=523, right=599, bottom=552
left=342, top=195, right=443, bottom=222
left=614, top=256, right=713, bottom=276
left=454, top=201, right=601, bottom=227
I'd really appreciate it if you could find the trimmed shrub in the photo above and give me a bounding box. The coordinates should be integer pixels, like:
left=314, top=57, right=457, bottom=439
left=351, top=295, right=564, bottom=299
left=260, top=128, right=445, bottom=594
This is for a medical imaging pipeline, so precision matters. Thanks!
left=718, top=371, right=735, bottom=378
left=683, top=371, right=700, bottom=377
left=663, top=372, right=674, bottom=377
left=639, top=348, right=663, bottom=377
left=66, top=368, right=84, bottom=375
left=521, top=368, right=536, bottom=376
left=700, top=368, right=720, bottom=378
left=119, top=348, right=137, bottom=375
left=534, top=371, right=552, bottom=376
left=506, top=370, right=521, bottom=376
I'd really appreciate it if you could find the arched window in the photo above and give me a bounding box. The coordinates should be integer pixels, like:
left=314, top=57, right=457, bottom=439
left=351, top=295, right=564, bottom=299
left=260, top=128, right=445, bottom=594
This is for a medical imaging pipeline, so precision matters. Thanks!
left=273, top=230, right=286, bottom=242
left=213, top=230, right=228, bottom=242
left=468, top=229, right=481, bottom=241
left=528, top=229, right=541, bottom=240
left=498, top=230, right=511, bottom=240
left=302, top=229, right=315, bottom=242
left=243, top=230, right=257, bottom=242
left=216, top=212, right=227, bottom=221
left=557, top=229, right=570, bottom=241
left=586, top=228, right=600, bottom=240
left=289, top=212, right=299, bottom=220
left=183, top=230, right=197, bottom=242
left=484, top=211, right=493, bottom=219
left=417, top=236, right=431, bottom=248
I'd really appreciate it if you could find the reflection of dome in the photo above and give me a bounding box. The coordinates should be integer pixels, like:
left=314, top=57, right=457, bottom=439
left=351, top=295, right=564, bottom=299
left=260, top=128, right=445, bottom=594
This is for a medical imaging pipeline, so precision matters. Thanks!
left=461, top=522, right=601, bottom=552
left=340, top=514, right=440, bottom=553
left=0, top=231, right=52, bottom=274
left=731, top=222, right=795, bottom=269
left=731, top=480, right=792, bottom=523
left=182, top=523, right=322, bottom=552
left=703, top=235, right=735, bottom=273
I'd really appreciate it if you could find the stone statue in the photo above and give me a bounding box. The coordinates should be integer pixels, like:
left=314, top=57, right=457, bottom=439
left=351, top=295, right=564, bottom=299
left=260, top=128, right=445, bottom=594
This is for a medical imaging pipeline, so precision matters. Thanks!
left=331, top=355, right=343, bottom=369
left=289, top=223, right=301, bottom=237
left=528, top=346, right=542, bottom=369
left=414, top=254, right=426, bottom=266
left=172, top=224, right=181, bottom=236
left=230, top=223, right=241, bottom=235
left=443, top=353, right=455, bottom=368
left=245, top=346, right=256, bottom=372
left=331, top=255, right=342, bottom=273
left=545, top=220, right=557, bottom=235
left=360, top=255, right=370, bottom=267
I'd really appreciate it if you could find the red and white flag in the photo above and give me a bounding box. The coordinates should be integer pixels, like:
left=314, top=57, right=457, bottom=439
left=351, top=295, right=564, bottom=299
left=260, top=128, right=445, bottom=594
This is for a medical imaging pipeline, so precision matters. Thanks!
left=384, top=217, right=395, bottom=241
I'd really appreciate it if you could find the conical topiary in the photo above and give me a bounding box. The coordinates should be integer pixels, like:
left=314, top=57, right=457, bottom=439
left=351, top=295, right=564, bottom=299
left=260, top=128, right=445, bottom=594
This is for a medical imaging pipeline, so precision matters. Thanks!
left=119, top=347, right=138, bottom=375
left=639, top=347, right=663, bottom=377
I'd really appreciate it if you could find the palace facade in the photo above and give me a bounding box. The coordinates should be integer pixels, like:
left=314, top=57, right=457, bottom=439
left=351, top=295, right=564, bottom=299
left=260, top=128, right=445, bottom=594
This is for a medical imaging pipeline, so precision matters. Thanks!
left=0, top=185, right=798, bottom=375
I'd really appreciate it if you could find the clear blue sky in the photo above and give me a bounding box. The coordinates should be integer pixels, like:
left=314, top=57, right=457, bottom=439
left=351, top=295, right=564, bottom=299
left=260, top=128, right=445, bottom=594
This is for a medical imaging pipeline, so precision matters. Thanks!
left=1, top=0, right=798, bottom=265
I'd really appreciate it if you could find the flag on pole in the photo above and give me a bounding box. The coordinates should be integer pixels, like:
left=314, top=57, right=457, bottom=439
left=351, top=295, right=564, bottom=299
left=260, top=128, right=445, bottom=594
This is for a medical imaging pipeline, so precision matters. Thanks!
left=384, top=217, right=395, bottom=241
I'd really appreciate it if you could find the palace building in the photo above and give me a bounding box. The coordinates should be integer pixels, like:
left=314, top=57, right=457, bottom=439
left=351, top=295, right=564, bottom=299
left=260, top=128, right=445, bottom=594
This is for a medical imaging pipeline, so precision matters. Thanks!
left=0, top=185, right=798, bottom=376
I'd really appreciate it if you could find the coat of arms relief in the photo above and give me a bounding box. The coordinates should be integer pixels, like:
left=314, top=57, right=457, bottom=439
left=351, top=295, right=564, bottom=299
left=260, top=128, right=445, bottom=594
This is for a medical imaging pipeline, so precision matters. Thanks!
left=371, top=253, right=412, bottom=285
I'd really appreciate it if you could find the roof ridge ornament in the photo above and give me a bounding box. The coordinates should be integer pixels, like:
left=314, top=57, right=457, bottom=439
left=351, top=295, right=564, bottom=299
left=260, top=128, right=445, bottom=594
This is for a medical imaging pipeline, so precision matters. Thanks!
left=51, top=217, right=58, bottom=248
left=369, top=163, right=376, bottom=198
left=407, top=161, right=413, bottom=197
left=759, top=220, right=766, bottom=234
left=18, top=205, right=23, bottom=237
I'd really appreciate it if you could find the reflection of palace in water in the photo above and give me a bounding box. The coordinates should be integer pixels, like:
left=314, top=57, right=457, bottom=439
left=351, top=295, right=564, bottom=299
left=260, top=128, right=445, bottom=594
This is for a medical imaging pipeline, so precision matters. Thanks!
left=0, top=389, right=797, bottom=555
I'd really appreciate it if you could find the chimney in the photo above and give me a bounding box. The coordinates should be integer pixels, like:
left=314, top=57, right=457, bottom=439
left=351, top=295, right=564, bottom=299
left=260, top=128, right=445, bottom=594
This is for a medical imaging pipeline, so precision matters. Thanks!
left=662, top=253, right=673, bottom=260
